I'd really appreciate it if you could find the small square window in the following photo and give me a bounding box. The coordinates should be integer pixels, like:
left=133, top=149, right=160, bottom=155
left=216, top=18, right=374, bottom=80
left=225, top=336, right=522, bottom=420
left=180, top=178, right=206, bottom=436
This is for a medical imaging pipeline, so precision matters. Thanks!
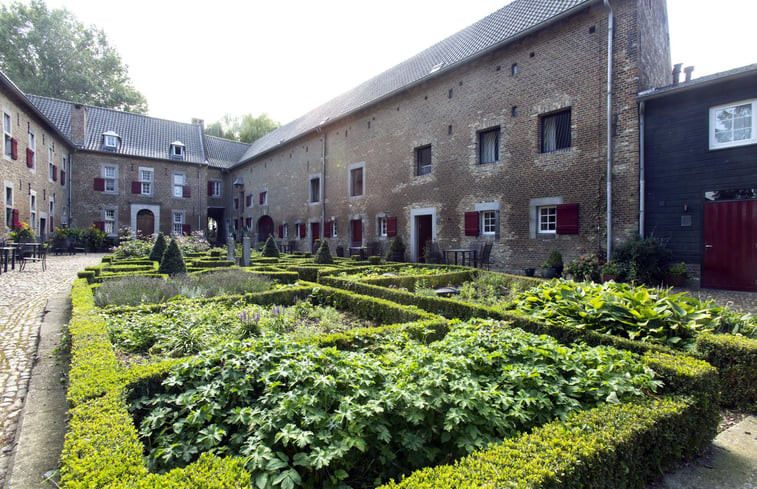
left=478, top=128, right=500, bottom=164
left=538, top=206, right=557, bottom=233
left=482, top=210, right=497, bottom=235
left=415, top=145, right=432, bottom=176
left=103, top=134, right=119, bottom=149
left=171, top=142, right=185, bottom=160
left=541, top=109, right=571, bottom=153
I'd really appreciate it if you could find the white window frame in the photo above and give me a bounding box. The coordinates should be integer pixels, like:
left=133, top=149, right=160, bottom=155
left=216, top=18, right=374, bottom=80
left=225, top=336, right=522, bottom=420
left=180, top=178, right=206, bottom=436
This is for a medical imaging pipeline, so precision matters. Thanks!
left=3, top=110, right=11, bottom=160
left=61, top=155, right=67, bottom=187
left=28, top=131, right=36, bottom=170
left=246, top=192, right=253, bottom=208
left=139, top=167, right=153, bottom=196
left=259, top=190, right=268, bottom=205
left=482, top=210, right=497, bottom=235
left=377, top=216, right=388, bottom=237
left=104, top=207, right=117, bottom=235
left=538, top=206, right=557, bottom=234
left=475, top=202, right=500, bottom=237
left=29, top=190, right=37, bottom=233
left=4, top=182, right=12, bottom=229
left=48, top=147, right=54, bottom=182
left=103, top=132, right=119, bottom=150
left=49, top=197, right=54, bottom=229
left=171, top=142, right=185, bottom=159
left=709, top=99, right=757, bottom=150
left=103, top=164, right=118, bottom=193
left=281, top=222, right=288, bottom=239
left=309, top=174, right=321, bottom=204
left=172, top=210, right=185, bottom=236
left=348, top=161, right=365, bottom=198
left=173, top=171, right=186, bottom=198
left=210, top=180, right=221, bottom=198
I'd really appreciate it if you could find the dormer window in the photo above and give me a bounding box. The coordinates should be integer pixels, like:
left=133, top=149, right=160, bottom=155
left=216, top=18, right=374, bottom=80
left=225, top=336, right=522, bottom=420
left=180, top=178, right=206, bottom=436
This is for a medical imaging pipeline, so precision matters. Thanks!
left=170, top=141, right=185, bottom=160
left=102, top=131, right=119, bottom=151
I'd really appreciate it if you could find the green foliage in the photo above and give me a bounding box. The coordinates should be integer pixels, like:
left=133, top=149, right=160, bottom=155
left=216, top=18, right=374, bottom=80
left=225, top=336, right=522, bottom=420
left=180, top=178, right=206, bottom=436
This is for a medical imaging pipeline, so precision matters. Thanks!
left=94, top=276, right=176, bottom=307
left=457, top=271, right=534, bottom=309
left=565, top=253, right=602, bottom=282
left=0, top=0, right=147, bottom=113
left=205, top=113, right=281, bottom=143
left=668, top=262, right=688, bottom=276
left=611, top=235, right=672, bottom=285
left=313, top=240, right=334, bottom=264
left=149, top=233, right=167, bottom=262
left=386, top=236, right=406, bottom=260
left=696, top=332, right=757, bottom=412
left=131, top=320, right=660, bottom=486
left=542, top=250, right=563, bottom=268
left=509, top=280, right=757, bottom=351
left=261, top=235, right=281, bottom=258
left=368, top=255, right=382, bottom=265
left=111, top=237, right=153, bottom=259
left=174, top=231, right=211, bottom=254
left=158, top=239, right=186, bottom=276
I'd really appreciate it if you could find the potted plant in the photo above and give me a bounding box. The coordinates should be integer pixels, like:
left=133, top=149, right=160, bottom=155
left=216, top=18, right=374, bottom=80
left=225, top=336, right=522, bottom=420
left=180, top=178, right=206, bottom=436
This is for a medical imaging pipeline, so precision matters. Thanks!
left=541, top=250, right=563, bottom=279
left=386, top=236, right=406, bottom=262
left=601, top=262, right=622, bottom=282
left=664, top=262, right=688, bottom=287
left=11, top=222, right=34, bottom=243
left=523, top=267, right=535, bottom=277
left=565, top=253, right=602, bottom=282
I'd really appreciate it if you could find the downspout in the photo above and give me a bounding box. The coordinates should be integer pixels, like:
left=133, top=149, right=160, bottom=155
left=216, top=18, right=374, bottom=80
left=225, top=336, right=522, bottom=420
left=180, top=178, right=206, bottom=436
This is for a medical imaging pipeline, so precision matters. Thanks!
left=320, top=130, right=327, bottom=240
left=638, top=100, right=645, bottom=237
left=603, top=0, right=614, bottom=261
left=67, top=153, right=73, bottom=226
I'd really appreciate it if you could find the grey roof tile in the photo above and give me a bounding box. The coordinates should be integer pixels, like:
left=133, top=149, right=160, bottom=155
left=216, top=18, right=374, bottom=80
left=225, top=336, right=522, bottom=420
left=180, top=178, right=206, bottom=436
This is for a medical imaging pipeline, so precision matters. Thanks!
left=205, top=135, right=251, bottom=169
left=239, top=0, right=591, bottom=164
left=638, top=63, right=757, bottom=100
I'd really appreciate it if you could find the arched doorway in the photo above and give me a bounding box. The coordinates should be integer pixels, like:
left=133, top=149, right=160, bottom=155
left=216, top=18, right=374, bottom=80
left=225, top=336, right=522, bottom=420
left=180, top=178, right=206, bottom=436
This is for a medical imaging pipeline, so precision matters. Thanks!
left=137, top=209, right=155, bottom=237
left=257, top=215, right=274, bottom=243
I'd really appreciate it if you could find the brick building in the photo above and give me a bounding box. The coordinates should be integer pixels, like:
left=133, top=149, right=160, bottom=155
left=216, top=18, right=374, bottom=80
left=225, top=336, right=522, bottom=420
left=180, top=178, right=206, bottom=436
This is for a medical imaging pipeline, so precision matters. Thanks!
left=2, top=0, right=674, bottom=272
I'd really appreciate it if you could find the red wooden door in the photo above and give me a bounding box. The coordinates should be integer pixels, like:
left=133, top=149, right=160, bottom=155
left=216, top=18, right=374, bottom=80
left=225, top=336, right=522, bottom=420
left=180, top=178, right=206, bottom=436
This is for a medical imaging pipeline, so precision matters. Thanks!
left=310, top=222, right=320, bottom=252
left=137, top=210, right=155, bottom=237
left=350, top=219, right=362, bottom=246
left=703, top=200, right=757, bottom=291
left=415, top=215, right=433, bottom=263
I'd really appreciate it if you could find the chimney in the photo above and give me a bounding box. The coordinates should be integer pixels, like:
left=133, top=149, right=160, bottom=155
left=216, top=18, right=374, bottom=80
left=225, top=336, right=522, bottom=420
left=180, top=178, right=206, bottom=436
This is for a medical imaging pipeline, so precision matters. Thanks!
left=192, top=118, right=205, bottom=132
left=684, top=66, right=694, bottom=82
left=70, top=104, right=87, bottom=146
left=672, top=63, right=683, bottom=85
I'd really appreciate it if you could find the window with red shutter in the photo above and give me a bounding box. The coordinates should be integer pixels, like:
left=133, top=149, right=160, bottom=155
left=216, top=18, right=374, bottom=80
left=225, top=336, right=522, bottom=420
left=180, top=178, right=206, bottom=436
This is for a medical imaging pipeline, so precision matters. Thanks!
left=324, top=221, right=332, bottom=238
left=93, top=221, right=105, bottom=232
left=52, top=165, right=58, bottom=181
left=182, top=224, right=191, bottom=235
left=12, top=209, right=20, bottom=228
left=131, top=181, right=141, bottom=194
left=464, top=211, right=480, bottom=236
left=299, top=223, right=307, bottom=238
left=387, top=216, right=397, bottom=237
left=10, top=138, right=18, bottom=160
left=259, top=191, right=267, bottom=205
left=207, top=182, right=214, bottom=196
left=556, top=203, right=579, bottom=234
left=26, top=148, right=34, bottom=168
left=278, top=225, right=284, bottom=239
left=93, top=178, right=105, bottom=191
left=61, top=170, right=66, bottom=186
left=182, top=185, right=191, bottom=198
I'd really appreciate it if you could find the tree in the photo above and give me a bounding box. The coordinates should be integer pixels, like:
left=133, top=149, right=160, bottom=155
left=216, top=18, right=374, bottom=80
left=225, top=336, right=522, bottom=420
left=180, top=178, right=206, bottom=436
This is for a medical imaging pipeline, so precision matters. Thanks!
left=313, top=240, right=334, bottom=265
left=149, top=233, right=167, bottom=262
left=261, top=235, right=280, bottom=258
left=158, top=239, right=186, bottom=275
left=205, top=113, right=280, bottom=143
left=0, top=0, right=147, bottom=113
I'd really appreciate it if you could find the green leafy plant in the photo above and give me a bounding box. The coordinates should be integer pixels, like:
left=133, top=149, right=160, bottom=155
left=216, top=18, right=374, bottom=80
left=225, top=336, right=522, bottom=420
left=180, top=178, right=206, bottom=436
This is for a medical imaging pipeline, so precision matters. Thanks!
left=149, top=233, right=167, bottom=262
left=601, top=261, right=622, bottom=276
left=313, top=240, right=334, bottom=264
left=668, top=262, right=688, bottom=276
left=386, top=236, right=406, bottom=261
left=565, top=253, right=602, bottom=282
left=542, top=250, right=563, bottom=269
left=158, top=239, right=186, bottom=275
left=611, top=235, right=672, bottom=285
left=10, top=221, right=34, bottom=241
left=261, top=235, right=281, bottom=258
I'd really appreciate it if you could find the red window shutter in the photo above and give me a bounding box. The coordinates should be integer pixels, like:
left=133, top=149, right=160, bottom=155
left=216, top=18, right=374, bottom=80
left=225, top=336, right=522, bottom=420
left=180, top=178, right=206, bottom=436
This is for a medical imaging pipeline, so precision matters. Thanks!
left=556, top=203, right=579, bottom=234
left=183, top=185, right=191, bottom=198
left=387, top=216, right=398, bottom=237
left=52, top=165, right=58, bottom=181
left=299, top=223, right=306, bottom=238
left=245, top=195, right=252, bottom=207
left=325, top=221, right=332, bottom=238
left=207, top=182, right=214, bottom=196
left=182, top=224, right=191, bottom=235
left=61, top=169, right=66, bottom=186
left=10, top=138, right=18, bottom=160
left=464, top=211, right=480, bottom=236
left=131, top=181, right=141, bottom=194
left=50, top=216, right=54, bottom=233
left=26, top=148, right=34, bottom=167
left=259, top=193, right=265, bottom=205
left=93, top=221, right=105, bottom=232
left=11, top=209, right=19, bottom=228
left=278, top=225, right=284, bottom=238
left=93, top=177, right=105, bottom=191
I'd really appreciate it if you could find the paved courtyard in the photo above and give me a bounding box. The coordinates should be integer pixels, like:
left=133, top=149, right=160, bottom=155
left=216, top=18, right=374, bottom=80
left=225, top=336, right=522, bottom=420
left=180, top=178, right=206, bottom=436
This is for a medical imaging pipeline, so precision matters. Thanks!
left=0, top=253, right=103, bottom=488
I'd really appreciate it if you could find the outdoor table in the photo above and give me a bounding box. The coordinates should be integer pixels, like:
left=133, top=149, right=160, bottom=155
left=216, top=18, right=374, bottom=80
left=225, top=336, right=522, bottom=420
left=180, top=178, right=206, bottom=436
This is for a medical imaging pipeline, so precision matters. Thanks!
left=443, top=248, right=477, bottom=267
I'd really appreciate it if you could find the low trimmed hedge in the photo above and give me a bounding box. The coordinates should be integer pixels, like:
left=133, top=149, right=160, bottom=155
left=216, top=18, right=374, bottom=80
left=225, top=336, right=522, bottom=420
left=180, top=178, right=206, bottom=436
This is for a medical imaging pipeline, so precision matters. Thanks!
left=696, top=332, right=757, bottom=412
left=190, top=259, right=234, bottom=268
left=359, top=269, right=478, bottom=291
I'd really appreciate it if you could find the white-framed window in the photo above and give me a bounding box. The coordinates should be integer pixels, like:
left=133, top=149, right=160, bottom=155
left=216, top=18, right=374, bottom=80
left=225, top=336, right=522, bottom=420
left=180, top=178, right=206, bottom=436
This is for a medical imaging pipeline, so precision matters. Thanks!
left=310, top=175, right=321, bottom=203
left=29, top=190, right=37, bottom=232
left=104, top=207, right=116, bottom=235
left=139, top=167, right=153, bottom=196
left=348, top=162, right=365, bottom=198
left=4, top=182, right=12, bottom=228
left=103, top=131, right=119, bottom=151
left=48, top=147, right=54, bottom=182
left=103, top=164, right=118, bottom=193
left=3, top=111, right=11, bottom=158
left=60, top=155, right=66, bottom=186
left=170, top=141, right=185, bottom=160
left=209, top=180, right=221, bottom=197
left=28, top=131, right=35, bottom=169
left=172, top=210, right=185, bottom=235
left=478, top=127, right=500, bottom=164
left=49, top=198, right=54, bottom=229
left=173, top=172, right=186, bottom=198
left=259, top=190, right=268, bottom=205
left=281, top=223, right=288, bottom=238
left=538, top=206, right=557, bottom=234
left=378, top=216, right=388, bottom=237
left=482, top=210, right=497, bottom=235
left=709, top=99, right=757, bottom=149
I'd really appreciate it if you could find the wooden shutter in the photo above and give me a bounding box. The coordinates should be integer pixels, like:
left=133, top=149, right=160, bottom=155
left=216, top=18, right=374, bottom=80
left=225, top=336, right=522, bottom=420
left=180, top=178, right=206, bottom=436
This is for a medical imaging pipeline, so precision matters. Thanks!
left=11, top=209, right=19, bottom=228
left=52, top=165, right=58, bottom=181
left=182, top=185, right=191, bottom=198
left=182, top=224, right=191, bottom=235
left=278, top=225, right=284, bottom=238
left=207, top=182, right=214, bottom=196
left=61, top=170, right=66, bottom=186
left=131, top=181, right=141, bottom=194
left=464, top=211, right=480, bottom=236
left=50, top=216, right=54, bottom=233
left=93, top=221, right=105, bottom=232
left=10, top=138, right=17, bottom=160
left=387, top=216, right=397, bottom=237
left=556, top=203, right=579, bottom=234
left=259, top=193, right=265, bottom=205
left=93, top=177, right=105, bottom=191
left=26, top=148, right=34, bottom=167
left=299, top=223, right=307, bottom=238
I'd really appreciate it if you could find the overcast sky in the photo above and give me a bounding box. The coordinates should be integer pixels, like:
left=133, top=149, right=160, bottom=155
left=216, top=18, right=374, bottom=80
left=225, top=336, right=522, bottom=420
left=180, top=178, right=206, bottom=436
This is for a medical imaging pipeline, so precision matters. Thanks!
left=6, top=0, right=755, bottom=125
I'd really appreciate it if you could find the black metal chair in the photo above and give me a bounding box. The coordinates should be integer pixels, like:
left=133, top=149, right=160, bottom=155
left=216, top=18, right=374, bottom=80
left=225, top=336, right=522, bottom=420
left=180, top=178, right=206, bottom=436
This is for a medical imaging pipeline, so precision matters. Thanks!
left=478, top=242, right=493, bottom=270
left=18, top=241, right=46, bottom=271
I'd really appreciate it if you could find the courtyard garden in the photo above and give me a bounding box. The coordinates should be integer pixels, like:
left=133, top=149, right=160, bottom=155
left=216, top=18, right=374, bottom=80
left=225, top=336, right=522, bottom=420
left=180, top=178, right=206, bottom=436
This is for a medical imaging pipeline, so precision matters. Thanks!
left=60, top=234, right=757, bottom=488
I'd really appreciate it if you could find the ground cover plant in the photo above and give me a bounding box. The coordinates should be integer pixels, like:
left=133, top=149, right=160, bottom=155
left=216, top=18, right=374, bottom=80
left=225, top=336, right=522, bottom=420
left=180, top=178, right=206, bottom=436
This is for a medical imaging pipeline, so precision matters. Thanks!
left=106, top=298, right=373, bottom=359
left=340, top=265, right=458, bottom=279
left=509, top=279, right=757, bottom=351
left=130, top=319, right=662, bottom=488
left=94, top=270, right=275, bottom=307
left=453, top=271, right=535, bottom=308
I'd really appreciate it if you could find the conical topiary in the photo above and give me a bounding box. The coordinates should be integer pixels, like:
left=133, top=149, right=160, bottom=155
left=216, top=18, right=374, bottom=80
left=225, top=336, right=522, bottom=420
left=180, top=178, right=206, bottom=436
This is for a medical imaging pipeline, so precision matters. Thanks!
left=313, top=240, right=334, bottom=264
left=261, top=234, right=280, bottom=257
left=149, top=233, right=167, bottom=262
left=158, top=239, right=186, bottom=275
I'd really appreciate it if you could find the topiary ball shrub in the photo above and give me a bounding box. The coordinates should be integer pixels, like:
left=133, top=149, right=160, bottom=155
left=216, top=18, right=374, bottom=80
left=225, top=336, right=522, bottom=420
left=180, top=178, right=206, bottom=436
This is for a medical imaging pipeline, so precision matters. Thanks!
left=158, top=239, right=186, bottom=275
left=261, top=235, right=281, bottom=258
left=149, top=233, right=167, bottom=262
left=314, top=240, right=334, bottom=264
left=368, top=255, right=382, bottom=265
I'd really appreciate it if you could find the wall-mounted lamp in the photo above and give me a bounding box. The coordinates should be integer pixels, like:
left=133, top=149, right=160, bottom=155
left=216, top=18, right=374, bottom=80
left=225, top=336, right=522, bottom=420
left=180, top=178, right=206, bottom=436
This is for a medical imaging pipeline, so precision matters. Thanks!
left=233, top=178, right=244, bottom=188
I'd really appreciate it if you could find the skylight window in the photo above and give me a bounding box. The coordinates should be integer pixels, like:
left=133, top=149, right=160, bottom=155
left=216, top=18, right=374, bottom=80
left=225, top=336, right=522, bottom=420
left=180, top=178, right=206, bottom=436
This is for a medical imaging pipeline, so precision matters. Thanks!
left=429, top=62, right=444, bottom=74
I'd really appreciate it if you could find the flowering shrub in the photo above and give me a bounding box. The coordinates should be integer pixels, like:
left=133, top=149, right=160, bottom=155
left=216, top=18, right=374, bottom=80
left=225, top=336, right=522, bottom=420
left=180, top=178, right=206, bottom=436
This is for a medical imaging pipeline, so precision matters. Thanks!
left=10, top=221, right=34, bottom=241
left=175, top=230, right=211, bottom=254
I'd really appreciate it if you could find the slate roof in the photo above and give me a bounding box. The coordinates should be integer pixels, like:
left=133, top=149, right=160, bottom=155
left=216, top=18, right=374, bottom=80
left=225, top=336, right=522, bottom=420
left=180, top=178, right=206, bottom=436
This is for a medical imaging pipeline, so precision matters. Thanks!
left=638, top=63, right=757, bottom=101
left=205, top=135, right=251, bottom=169
left=239, top=0, right=593, bottom=165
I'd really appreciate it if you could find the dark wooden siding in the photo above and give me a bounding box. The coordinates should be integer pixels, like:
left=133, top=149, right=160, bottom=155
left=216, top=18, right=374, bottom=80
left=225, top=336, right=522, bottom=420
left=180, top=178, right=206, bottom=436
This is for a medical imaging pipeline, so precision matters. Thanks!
left=643, top=73, right=757, bottom=265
